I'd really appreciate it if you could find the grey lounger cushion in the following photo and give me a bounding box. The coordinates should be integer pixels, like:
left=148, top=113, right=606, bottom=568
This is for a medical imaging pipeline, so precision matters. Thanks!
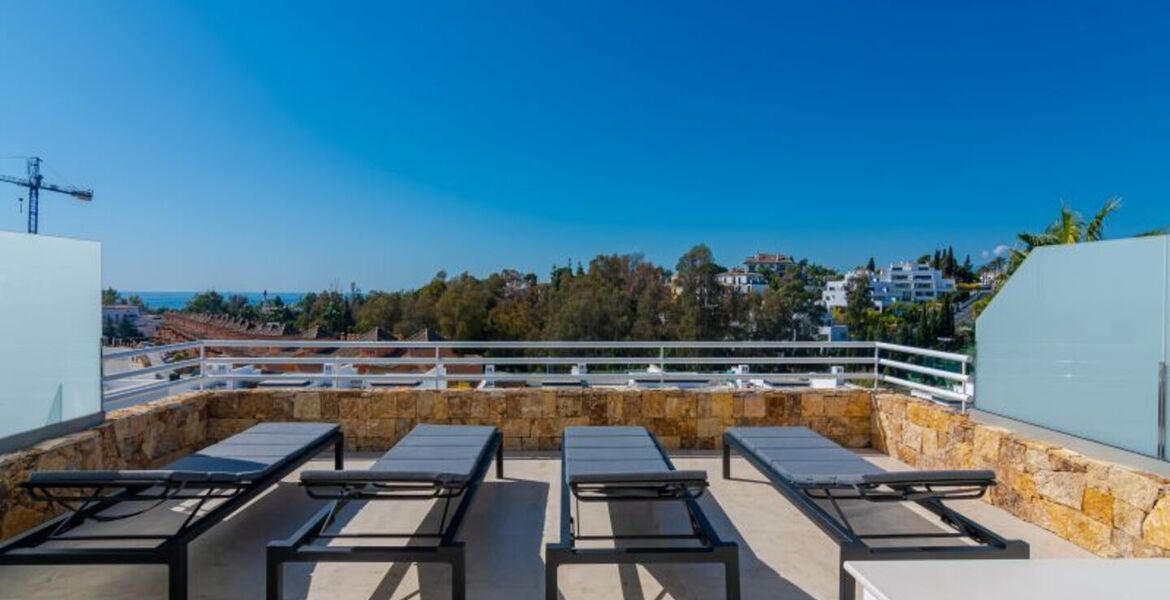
left=28, top=422, right=339, bottom=487
left=564, top=426, right=707, bottom=486
left=301, top=424, right=497, bottom=488
left=726, top=427, right=993, bottom=487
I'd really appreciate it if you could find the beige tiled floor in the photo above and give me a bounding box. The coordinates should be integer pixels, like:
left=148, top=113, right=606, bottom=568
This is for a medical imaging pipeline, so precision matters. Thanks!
left=0, top=451, right=1091, bottom=600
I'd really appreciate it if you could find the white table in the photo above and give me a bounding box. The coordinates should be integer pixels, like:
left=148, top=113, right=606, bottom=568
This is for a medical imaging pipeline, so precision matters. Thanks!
left=845, top=559, right=1170, bottom=600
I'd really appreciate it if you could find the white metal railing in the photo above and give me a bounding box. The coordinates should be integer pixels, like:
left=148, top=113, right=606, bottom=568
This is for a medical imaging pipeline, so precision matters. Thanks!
left=101, top=339, right=973, bottom=409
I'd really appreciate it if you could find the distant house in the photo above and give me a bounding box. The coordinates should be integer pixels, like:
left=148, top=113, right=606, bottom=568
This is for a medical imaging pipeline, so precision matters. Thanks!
left=716, top=269, right=769, bottom=294
left=822, top=262, right=955, bottom=310
left=744, top=252, right=794, bottom=276
left=714, top=252, right=795, bottom=294
left=102, top=304, right=160, bottom=338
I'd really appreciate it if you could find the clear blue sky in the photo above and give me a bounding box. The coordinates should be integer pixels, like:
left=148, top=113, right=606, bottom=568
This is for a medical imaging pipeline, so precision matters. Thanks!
left=2, top=1, right=1169, bottom=291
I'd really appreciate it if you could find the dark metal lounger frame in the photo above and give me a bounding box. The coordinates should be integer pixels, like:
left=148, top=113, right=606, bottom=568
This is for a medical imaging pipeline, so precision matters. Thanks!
left=266, top=429, right=504, bottom=600
left=722, top=432, right=1029, bottom=600
left=545, top=432, right=740, bottom=600
left=0, top=428, right=344, bottom=600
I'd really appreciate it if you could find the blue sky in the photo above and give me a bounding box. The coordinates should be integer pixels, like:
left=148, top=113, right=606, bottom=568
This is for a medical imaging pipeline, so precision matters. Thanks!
left=2, top=1, right=1169, bottom=291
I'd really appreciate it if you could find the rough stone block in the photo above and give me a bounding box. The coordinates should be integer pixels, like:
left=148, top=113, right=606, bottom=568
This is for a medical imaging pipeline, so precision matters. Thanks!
left=642, top=393, right=666, bottom=418
left=709, top=393, right=733, bottom=419
left=1082, top=486, right=1114, bottom=524
left=1035, top=470, right=1086, bottom=510
left=800, top=394, right=825, bottom=417
left=972, top=426, right=1005, bottom=466
left=743, top=395, right=766, bottom=418
left=1108, top=468, right=1162, bottom=511
left=1142, top=494, right=1170, bottom=549
left=1113, top=498, right=1147, bottom=538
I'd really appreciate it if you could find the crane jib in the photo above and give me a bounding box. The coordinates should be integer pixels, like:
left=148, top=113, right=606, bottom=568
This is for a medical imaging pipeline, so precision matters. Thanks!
left=0, top=156, right=93, bottom=234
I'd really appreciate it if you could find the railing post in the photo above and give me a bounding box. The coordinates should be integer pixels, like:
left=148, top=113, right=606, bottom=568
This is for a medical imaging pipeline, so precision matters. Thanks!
left=960, top=359, right=969, bottom=414
left=872, top=343, right=881, bottom=389
left=198, top=342, right=206, bottom=391
left=1158, top=360, right=1167, bottom=461
left=659, top=346, right=665, bottom=385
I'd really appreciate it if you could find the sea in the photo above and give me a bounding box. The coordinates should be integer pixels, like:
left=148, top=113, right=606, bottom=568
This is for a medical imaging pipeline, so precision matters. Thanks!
left=125, top=291, right=307, bottom=311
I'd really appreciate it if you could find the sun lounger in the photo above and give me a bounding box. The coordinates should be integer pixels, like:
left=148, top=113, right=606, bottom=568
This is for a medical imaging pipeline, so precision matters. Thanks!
left=723, top=426, right=1029, bottom=600
left=0, top=422, right=343, bottom=600
left=266, top=424, right=503, bottom=600
left=545, top=426, right=740, bottom=600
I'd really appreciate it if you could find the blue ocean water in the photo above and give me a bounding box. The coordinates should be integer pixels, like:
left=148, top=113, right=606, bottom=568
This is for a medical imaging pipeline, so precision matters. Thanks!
left=125, top=291, right=306, bottom=310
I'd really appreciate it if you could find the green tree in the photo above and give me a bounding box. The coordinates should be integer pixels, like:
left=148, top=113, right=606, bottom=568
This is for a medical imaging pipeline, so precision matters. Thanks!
left=102, top=287, right=122, bottom=305
left=673, top=244, right=726, bottom=339
left=843, top=275, right=872, bottom=332
left=185, top=291, right=227, bottom=314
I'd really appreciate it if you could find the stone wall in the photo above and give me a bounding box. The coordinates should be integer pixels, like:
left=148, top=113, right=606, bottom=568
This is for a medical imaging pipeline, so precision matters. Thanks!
left=872, top=393, right=1170, bottom=557
left=0, top=388, right=870, bottom=541
left=0, top=393, right=209, bottom=540
left=203, top=388, right=873, bottom=451
left=4, top=387, right=1167, bottom=560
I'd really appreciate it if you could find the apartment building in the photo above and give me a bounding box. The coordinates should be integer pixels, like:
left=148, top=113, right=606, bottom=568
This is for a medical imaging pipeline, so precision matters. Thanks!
left=822, top=262, right=956, bottom=310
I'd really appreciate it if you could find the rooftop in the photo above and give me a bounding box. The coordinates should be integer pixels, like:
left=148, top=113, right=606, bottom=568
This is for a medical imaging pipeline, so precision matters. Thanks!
left=0, top=449, right=1091, bottom=600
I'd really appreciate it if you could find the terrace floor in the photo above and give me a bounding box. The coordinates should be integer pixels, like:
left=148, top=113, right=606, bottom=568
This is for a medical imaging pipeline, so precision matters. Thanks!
left=0, top=451, right=1091, bottom=600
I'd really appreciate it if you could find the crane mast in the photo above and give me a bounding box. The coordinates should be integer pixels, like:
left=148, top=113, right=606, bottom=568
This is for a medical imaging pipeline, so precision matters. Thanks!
left=0, top=157, right=93, bottom=234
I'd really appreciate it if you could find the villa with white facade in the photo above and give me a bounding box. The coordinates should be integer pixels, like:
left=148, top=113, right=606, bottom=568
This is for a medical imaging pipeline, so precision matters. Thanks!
left=715, top=252, right=794, bottom=294
left=715, top=269, right=769, bottom=294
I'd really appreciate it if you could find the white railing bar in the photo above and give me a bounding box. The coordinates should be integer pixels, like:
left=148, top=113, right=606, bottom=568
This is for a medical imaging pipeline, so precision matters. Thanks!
left=102, top=341, right=202, bottom=360
left=204, top=371, right=877, bottom=383
left=877, top=358, right=969, bottom=383
left=103, top=378, right=197, bottom=403
left=199, top=356, right=879, bottom=366
left=874, top=342, right=971, bottom=363
left=199, top=339, right=877, bottom=350
left=878, top=374, right=970, bottom=402
left=103, top=358, right=202, bottom=381
left=100, top=340, right=972, bottom=400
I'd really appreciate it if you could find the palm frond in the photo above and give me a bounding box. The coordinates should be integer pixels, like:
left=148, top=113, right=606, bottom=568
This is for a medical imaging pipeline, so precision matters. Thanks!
left=1048, top=203, right=1083, bottom=244
left=1016, top=231, right=1056, bottom=249
left=1084, top=197, right=1122, bottom=242
left=1135, top=226, right=1169, bottom=237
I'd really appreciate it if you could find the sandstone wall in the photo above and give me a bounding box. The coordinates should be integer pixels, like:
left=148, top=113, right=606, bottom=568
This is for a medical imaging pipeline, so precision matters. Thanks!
left=872, top=392, right=1170, bottom=557
left=0, top=393, right=209, bottom=540
left=4, top=387, right=1168, bottom=560
left=0, top=388, right=869, bottom=541
left=203, top=388, right=872, bottom=451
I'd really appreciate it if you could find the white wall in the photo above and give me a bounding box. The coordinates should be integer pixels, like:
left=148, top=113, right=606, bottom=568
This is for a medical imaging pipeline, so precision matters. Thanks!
left=0, top=232, right=102, bottom=447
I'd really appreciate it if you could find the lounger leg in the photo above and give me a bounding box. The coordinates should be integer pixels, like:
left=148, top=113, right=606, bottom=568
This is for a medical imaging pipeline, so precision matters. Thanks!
left=544, top=547, right=563, bottom=600
left=722, top=441, right=732, bottom=479
left=839, top=565, right=856, bottom=600
left=167, top=546, right=188, bottom=600
left=266, top=550, right=283, bottom=600
left=334, top=434, right=345, bottom=470
left=496, top=440, right=504, bottom=479
left=722, top=546, right=741, bottom=600
left=450, top=545, right=467, bottom=600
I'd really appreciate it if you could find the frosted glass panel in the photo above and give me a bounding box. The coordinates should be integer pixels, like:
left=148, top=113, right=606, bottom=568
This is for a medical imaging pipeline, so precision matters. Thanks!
left=0, top=232, right=102, bottom=443
left=976, top=236, right=1169, bottom=457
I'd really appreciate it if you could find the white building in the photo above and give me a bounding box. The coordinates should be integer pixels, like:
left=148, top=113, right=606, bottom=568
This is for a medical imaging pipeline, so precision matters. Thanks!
left=715, top=252, right=796, bottom=294
left=716, top=269, right=769, bottom=294
left=102, top=304, right=161, bottom=338
left=822, top=262, right=955, bottom=310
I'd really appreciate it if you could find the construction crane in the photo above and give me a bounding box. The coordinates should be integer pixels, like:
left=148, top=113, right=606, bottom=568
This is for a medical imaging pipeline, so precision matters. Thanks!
left=0, top=156, right=93, bottom=234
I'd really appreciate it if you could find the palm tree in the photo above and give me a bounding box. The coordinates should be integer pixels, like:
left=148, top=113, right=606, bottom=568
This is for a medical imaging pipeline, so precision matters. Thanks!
left=1007, top=198, right=1124, bottom=275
